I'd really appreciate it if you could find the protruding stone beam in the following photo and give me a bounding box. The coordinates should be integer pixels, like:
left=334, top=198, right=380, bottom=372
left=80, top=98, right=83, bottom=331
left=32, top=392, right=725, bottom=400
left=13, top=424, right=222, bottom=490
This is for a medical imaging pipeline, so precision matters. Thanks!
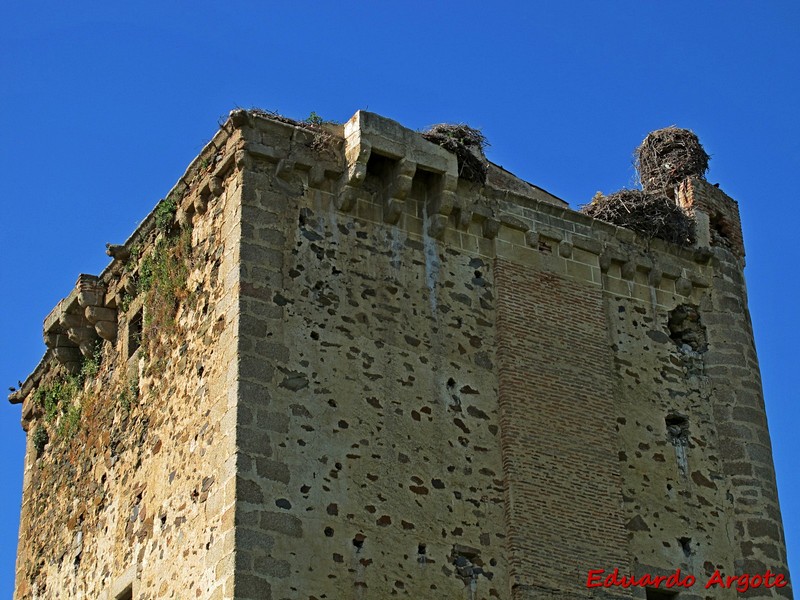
left=482, top=218, right=500, bottom=240
left=385, top=159, right=416, bottom=224
left=43, top=293, right=83, bottom=374
left=60, top=310, right=96, bottom=358
left=43, top=275, right=114, bottom=372
left=77, top=274, right=117, bottom=343
left=106, top=243, right=130, bottom=263
left=339, top=111, right=460, bottom=225
left=337, top=125, right=372, bottom=212
left=426, top=173, right=458, bottom=238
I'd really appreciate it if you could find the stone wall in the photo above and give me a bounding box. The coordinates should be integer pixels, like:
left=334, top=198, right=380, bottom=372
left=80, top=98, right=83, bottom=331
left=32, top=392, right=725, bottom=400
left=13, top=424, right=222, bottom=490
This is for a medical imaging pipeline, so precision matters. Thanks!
left=12, top=126, right=244, bottom=599
left=9, top=109, right=792, bottom=600
left=233, top=138, right=510, bottom=599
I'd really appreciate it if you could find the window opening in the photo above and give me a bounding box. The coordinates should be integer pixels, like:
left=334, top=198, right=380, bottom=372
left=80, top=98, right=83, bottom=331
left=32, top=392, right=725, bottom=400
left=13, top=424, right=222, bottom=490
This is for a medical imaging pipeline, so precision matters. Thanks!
left=128, top=309, right=143, bottom=358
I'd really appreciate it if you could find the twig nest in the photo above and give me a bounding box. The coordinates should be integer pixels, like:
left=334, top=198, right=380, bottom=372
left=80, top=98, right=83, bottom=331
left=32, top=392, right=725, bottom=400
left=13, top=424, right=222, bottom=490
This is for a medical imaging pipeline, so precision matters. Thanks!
left=581, top=189, right=695, bottom=246
left=421, top=124, right=488, bottom=183
left=635, top=127, right=709, bottom=193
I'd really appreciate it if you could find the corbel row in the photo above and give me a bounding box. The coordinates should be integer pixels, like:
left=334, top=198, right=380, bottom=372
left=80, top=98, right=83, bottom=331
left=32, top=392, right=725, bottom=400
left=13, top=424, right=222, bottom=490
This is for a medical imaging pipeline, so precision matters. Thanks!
left=43, top=275, right=118, bottom=373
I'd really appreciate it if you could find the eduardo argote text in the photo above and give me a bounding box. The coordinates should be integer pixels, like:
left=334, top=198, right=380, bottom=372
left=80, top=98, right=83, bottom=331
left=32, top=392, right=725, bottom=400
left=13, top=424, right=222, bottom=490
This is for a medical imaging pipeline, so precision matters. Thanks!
left=587, top=568, right=789, bottom=593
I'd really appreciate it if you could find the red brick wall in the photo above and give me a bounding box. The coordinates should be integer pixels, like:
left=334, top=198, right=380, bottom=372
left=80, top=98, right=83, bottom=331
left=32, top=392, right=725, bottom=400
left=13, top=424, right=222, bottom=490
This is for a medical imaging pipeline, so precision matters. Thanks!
left=495, top=259, right=632, bottom=599
left=678, top=177, right=745, bottom=258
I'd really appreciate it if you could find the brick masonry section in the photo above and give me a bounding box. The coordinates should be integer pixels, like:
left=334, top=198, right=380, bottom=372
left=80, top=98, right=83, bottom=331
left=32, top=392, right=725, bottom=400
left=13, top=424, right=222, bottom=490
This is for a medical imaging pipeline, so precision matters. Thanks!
left=9, top=109, right=792, bottom=600
left=495, top=259, right=632, bottom=599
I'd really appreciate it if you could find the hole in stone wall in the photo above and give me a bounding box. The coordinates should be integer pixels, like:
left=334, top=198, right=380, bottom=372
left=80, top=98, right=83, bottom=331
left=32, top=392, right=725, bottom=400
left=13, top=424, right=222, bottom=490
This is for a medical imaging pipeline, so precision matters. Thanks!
left=450, top=545, right=490, bottom=586
left=665, top=414, right=689, bottom=445
left=128, top=309, right=143, bottom=358
left=666, top=413, right=690, bottom=477
left=116, top=585, right=133, bottom=600
left=646, top=588, right=678, bottom=600
left=417, top=543, right=427, bottom=564
left=352, top=534, right=365, bottom=551
left=667, top=304, right=707, bottom=353
left=678, top=536, right=692, bottom=558
left=709, top=212, right=734, bottom=250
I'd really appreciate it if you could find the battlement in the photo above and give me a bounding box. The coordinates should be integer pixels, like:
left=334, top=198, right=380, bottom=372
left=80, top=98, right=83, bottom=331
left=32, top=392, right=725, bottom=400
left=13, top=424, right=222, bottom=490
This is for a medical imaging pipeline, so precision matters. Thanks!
left=9, top=109, right=790, bottom=600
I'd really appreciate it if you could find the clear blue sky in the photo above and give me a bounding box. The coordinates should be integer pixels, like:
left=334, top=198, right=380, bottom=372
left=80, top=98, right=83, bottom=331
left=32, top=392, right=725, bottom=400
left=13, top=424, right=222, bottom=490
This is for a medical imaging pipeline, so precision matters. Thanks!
left=2, top=2, right=797, bottom=595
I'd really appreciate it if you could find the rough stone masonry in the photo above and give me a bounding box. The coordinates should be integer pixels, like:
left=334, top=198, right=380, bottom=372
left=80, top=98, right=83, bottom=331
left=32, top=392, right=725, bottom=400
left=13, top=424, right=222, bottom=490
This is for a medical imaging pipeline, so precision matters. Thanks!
left=8, top=109, right=792, bottom=599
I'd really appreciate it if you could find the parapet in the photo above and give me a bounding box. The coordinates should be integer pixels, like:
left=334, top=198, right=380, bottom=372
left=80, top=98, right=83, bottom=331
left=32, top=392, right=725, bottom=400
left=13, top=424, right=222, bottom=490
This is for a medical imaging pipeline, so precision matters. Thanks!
left=9, top=109, right=743, bottom=415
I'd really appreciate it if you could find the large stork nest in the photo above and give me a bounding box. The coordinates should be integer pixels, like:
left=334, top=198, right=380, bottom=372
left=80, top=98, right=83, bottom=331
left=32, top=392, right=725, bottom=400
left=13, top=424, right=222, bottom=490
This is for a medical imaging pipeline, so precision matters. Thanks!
left=635, top=127, right=709, bottom=192
left=581, top=189, right=695, bottom=246
left=422, top=124, right=488, bottom=183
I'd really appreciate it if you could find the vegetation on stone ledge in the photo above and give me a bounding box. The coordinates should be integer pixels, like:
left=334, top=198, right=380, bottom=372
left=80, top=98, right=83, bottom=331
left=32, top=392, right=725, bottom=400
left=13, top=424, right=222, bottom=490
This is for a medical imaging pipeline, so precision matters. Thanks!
left=32, top=344, right=102, bottom=452
left=154, top=193, right=179, bottom=233
left=421, top=124, right=489, bottom=184
left=137, top=227, right=193, bottom=355
left=32, top=425, right=48, bottom=456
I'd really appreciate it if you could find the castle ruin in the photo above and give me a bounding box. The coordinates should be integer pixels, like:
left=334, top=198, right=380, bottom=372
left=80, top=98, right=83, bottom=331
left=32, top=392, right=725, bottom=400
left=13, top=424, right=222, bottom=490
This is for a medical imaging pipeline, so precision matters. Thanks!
left=8, top=109, right=792, bottom=599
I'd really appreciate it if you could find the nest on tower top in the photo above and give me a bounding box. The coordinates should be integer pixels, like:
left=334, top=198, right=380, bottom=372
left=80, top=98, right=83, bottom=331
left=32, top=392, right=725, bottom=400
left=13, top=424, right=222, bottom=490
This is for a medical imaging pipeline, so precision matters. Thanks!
left=635, top=127, right=710, bottom=193
left=422, top=124, right=488, bottom=184
left=581, top=189, right=695, bottom=246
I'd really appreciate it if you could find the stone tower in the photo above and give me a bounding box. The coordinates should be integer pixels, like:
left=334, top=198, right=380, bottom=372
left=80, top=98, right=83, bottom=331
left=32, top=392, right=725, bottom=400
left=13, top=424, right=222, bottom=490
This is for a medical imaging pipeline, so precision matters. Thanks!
left=9, top=110, right=792, bottom=599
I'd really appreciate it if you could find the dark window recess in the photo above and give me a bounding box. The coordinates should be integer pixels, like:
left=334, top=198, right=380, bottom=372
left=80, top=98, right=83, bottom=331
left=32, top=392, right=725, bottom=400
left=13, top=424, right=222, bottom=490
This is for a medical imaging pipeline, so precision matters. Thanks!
left=128, top=310, right=143, bottom=358
left=667, top=304, right=707, bottom=353
left=411, top=167, right=440, bottom=203
left=417, top=543, right=427, bottom=564
left=666, top=414, right=689, bottom=445
left=116, top=585, right=133, bottom=600
left=666, top=414, right=690, bottom=477
left=363, top=153, right=395, bottom=194
left=709, top=212, right=734, bottom=250
left=646, top=588, right=678, bottom=600
left=678, top=536, right=692, bottom=558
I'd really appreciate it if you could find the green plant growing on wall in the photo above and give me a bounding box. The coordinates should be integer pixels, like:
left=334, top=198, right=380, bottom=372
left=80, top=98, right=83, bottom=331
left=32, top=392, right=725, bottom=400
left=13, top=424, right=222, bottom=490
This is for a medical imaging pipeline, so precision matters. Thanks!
left=130, top=226, right=194, bottom=365
left=118, top=376, right=139, bottom=413
left=304, top=111, right=324, bottom=125
left=32, top=426, right=48, bottom=456
left=154, top=193, right=179, bottom=233
left=57, top=403, right=82, bottom=439
left=35, top=377, right=80, bottom=423
left=138, top=229, right=191, bottom=342
left=80, top=343, right=102, bottom=381
left=301, top=111, right=339, bottom=151
left=32, top=347, right=104, bottom=443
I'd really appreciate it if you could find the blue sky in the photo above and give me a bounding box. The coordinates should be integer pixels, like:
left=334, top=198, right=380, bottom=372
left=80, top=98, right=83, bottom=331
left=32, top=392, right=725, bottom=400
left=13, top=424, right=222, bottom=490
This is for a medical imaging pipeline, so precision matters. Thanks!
left=1, top=1, right=797, bottom=595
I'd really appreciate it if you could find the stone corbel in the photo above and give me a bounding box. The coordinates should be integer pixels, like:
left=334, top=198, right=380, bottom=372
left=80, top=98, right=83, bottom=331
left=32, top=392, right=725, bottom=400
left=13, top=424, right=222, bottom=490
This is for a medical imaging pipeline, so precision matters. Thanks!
left=337, top=136, right=372, bottom=212
left=385, top=159, right=416, bottom=224
left=482, top=219, right=500, bottom=240
left=77, top=275, right=117, bottom=343
left=44, top=323, right=82, bottom=374
left=106, top=244, right=130, bottom=263
left=275, top=159, right=295, bottom=181
left=426, top=173, right=457, bottom=238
